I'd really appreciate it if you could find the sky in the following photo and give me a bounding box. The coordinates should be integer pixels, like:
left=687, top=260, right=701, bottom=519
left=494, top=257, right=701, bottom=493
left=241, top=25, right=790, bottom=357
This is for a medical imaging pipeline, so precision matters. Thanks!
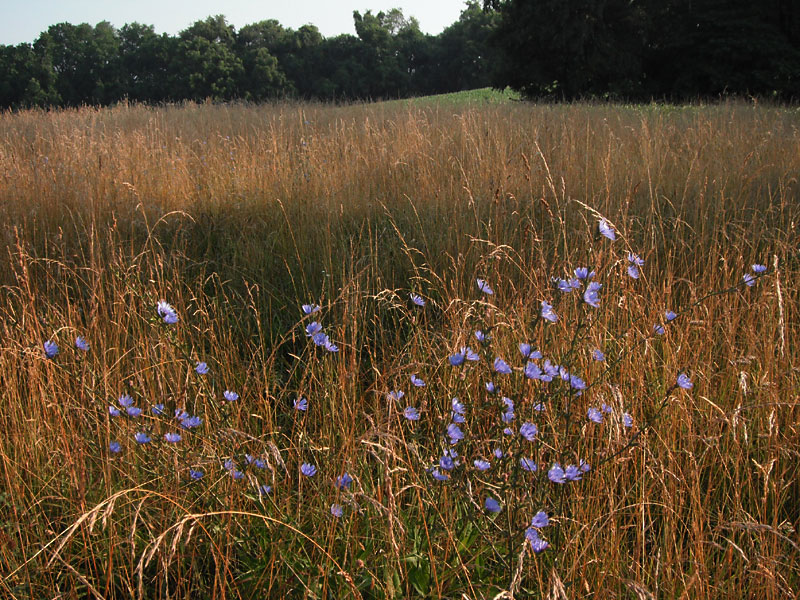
left=0, top=0, right=470, bottom=45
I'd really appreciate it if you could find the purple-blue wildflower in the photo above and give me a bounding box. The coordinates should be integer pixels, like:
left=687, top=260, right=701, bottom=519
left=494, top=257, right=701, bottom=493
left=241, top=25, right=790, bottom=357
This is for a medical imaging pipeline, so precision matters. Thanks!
left=388, top=390, right=404, bottom=401
left=430, top=468, right=449, bottom=481
left=494, top=357, right=512, bottom=374
left=223, top=390, right=239, bottom=402
left=164, top=432, right=181, bottom=443
left=485, top=381, right=496, bottom=394
left=439, top=455, right=455, bottom=471
left=134, top=432, right=151, bottom=444
left=195, top=361, right=209, bottom=375
left=666, top=310, right=677, bottom=322
left=530, top=511, right=549, bottom=528
left=448, top=351, right=465, bottom=366
left=598, top=218, right=617, bottom=241
left=300, top=463, right=317, bottom=477
left=118, top=394, right=134, bottom=407
left=464, top=347, right=480, bottom=361
left=410, top=374, right=425, bottom=387
left=520, top=457, right=538, bottom=472
left=485, top=497, right=502, bottom=513
left=752, top=264, right=767, bottom=273
left=305, top=321, right=323, bottom=336
left=75, top=336, right=89, bottom=352
left=527, top=530, right=549, bottom=553
left=493, top=448, right=504, bottom=459
left=548, top=463, right=567, bottom=483
left=302, top=304, right=321, bottom=315
left=126, top=406, right=142, bottom=417
left=157, top=301, right=178, bottom=324
left=230, top=469, right=245, bottom=480
left=109, top=405, right=121, bottom=417
left=336, top=472, right=353, bottom=490
left=410, top=293, right=425, bottom=307
left=540, top=301, right=558, bottom=323
left=525, top=361, right=543, bottom=380
left=654, top=323, right=665, bottom=335
left=743, top=273, right=756, bottom=287
left=587, top=407, right=604, bottom=424
left=476, top=278, right=494, bottom=295
left=503, top=427, right=514, bottom=435
left=592, top=348, right=606, bottom=362
left=601, top=403, right=612, bottom=414
left=583, top=281, right=602, bottom=308
left=627, top=253, right=644, bottom=280
left=475, top=330, right=489, bottom=343
left=190, top=469, right=204, bottom=481
left=43, top=340, right=58, bottom=359
left=519, top=343, right=543, bottom=360
left=677, top=373, right=693, bottom=389
left=403, top=406, right=420, bottom=421
left=179, top=414, right=202, bottom=429
left=324, top=339, right=339, bottom=353
left=623, top=412, right=633, bottom=428
left=312, top=332, right=329, bottom=346
left=474, top=459, right=491, bottom=471
left=451, top=398, right=466, bottom=423
left=564, top=464, right=582, bottom=481
left=447, top=423, right=464, bottom=444
left=330, top=503, right=344, bottom=518
left=575, top=267, right=595, bottom=280
left=259, top=484, right=272, bottom=496
left=152, top=403, right=165, bottom=416
left=570, top=374, right=586, bottom=391
left=109, top=441, right=121, bottom=453
left=520, top=422, right=538, bottom=441
left=294, top=397, right=308, bottom=411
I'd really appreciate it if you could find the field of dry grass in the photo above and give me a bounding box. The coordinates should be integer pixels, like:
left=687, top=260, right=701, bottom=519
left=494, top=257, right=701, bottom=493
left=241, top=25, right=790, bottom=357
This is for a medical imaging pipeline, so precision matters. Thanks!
left=0, top=99, right=798, bottom=599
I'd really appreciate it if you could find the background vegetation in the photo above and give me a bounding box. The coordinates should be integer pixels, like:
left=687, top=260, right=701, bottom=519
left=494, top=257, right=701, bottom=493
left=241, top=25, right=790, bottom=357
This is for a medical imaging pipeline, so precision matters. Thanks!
left=2, top=0, right=799, bottom=109
left=0, top=97, right=798, bottom=598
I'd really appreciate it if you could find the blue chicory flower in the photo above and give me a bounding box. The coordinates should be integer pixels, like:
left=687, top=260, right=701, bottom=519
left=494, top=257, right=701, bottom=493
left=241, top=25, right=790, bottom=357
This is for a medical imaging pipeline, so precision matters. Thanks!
left=485, top=497, right=502, bottom=513
left=190, top=469, right=204, bottom=480
left=294, top=397, right=308, bottom=411
left=677, top=373, right=693, bottom=389
left=540, top=301, right=558, bottom=323
left=300, top=463, right=317, bottom=477
left=587, top=408, right=603, bottom=424
left=134, top=432, right=151, bottom=444
left=109, top=441, right=121, bottom=453
left=305, top=322, right=323, bottom=336
left=592, top=348, right=605, bottom=361
left=152, top=403, right=165, bottom=416
left=302, top=303, right=321, bottom=315
left=43, top=340, right=59, bottom=359
left=520, top=422, right=538, bottom=441
left=548, top=463, right=567, bottom=483
left=476, top=278, right=494, bottom=295
left=164, top=432, right=181, bottom=443
left=520, top=457, right=538, bottom=472
left=583, top=281, right=602, bottom=308
left=403, top=406, right=420, bottom=421
left=195, top=361, right=209, bottom=375
left=330, top=503, right=344, bottom=518
left=494, top=357, right=512, bottom=374
left=623, top=412, right=633, bottom=428
left=598, top=218, right=616, bottom=241
left=75, top=336, right=89, bottom=352
left=410, top=374, right=425, bottom=387
left=474, top=459, right=490, bottom=471
left=336, top=472, right=353, bottom=490
left=157, top=301, right=178, bottom=324
left=531, top=511, right=549, bottom=528
left=410, top=293, right=425, bottom=307
left=224, top=390, right=239, bottom=402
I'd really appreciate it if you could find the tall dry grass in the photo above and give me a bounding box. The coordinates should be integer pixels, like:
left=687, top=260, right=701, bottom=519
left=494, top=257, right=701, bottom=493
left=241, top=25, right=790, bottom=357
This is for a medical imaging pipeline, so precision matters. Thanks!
left=0, top=99, right=798, bottom=599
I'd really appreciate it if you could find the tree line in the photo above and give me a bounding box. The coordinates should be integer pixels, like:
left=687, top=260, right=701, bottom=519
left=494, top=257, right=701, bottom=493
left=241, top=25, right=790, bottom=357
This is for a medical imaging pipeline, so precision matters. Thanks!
left=1, top=0, right=798, bottom=109
left=0, top=4, right=498, bottom=108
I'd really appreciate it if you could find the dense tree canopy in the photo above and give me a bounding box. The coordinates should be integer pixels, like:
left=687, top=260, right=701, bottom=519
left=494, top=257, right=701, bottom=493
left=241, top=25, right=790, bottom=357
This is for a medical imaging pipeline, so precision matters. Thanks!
left=0, top=1, right=797, bottom=109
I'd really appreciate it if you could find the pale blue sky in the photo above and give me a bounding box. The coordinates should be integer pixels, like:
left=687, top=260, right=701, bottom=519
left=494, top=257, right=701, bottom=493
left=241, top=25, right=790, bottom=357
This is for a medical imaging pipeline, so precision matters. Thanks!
left=1, top=0, right=471, bottom=45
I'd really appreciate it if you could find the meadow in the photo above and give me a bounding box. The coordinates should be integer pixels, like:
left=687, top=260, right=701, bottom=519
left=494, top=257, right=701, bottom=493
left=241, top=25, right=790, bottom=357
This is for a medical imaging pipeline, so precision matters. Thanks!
left=0, top=97, right=798, bottom=599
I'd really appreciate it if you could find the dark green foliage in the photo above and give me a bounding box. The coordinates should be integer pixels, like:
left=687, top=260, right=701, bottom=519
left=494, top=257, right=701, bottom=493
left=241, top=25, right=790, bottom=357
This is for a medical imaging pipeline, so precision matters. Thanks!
left=488, top=0, right=800, bottom=101
left=0, top=1, right=797, bottom=109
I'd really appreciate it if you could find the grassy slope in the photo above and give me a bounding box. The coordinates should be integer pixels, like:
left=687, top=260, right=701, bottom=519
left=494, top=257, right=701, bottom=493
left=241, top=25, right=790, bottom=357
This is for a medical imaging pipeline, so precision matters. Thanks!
left=0, top=96, right=798, bottom=599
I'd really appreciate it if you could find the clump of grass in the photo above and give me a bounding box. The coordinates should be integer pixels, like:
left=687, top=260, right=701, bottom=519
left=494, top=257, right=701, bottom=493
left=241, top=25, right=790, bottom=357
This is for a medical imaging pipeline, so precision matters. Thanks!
left=0, top=99, right=798, bottom=598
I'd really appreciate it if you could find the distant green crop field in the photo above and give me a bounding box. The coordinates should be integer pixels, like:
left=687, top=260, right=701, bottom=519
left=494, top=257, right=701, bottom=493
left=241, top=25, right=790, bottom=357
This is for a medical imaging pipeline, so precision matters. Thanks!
left=382, top=86, right=521, bottom=107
